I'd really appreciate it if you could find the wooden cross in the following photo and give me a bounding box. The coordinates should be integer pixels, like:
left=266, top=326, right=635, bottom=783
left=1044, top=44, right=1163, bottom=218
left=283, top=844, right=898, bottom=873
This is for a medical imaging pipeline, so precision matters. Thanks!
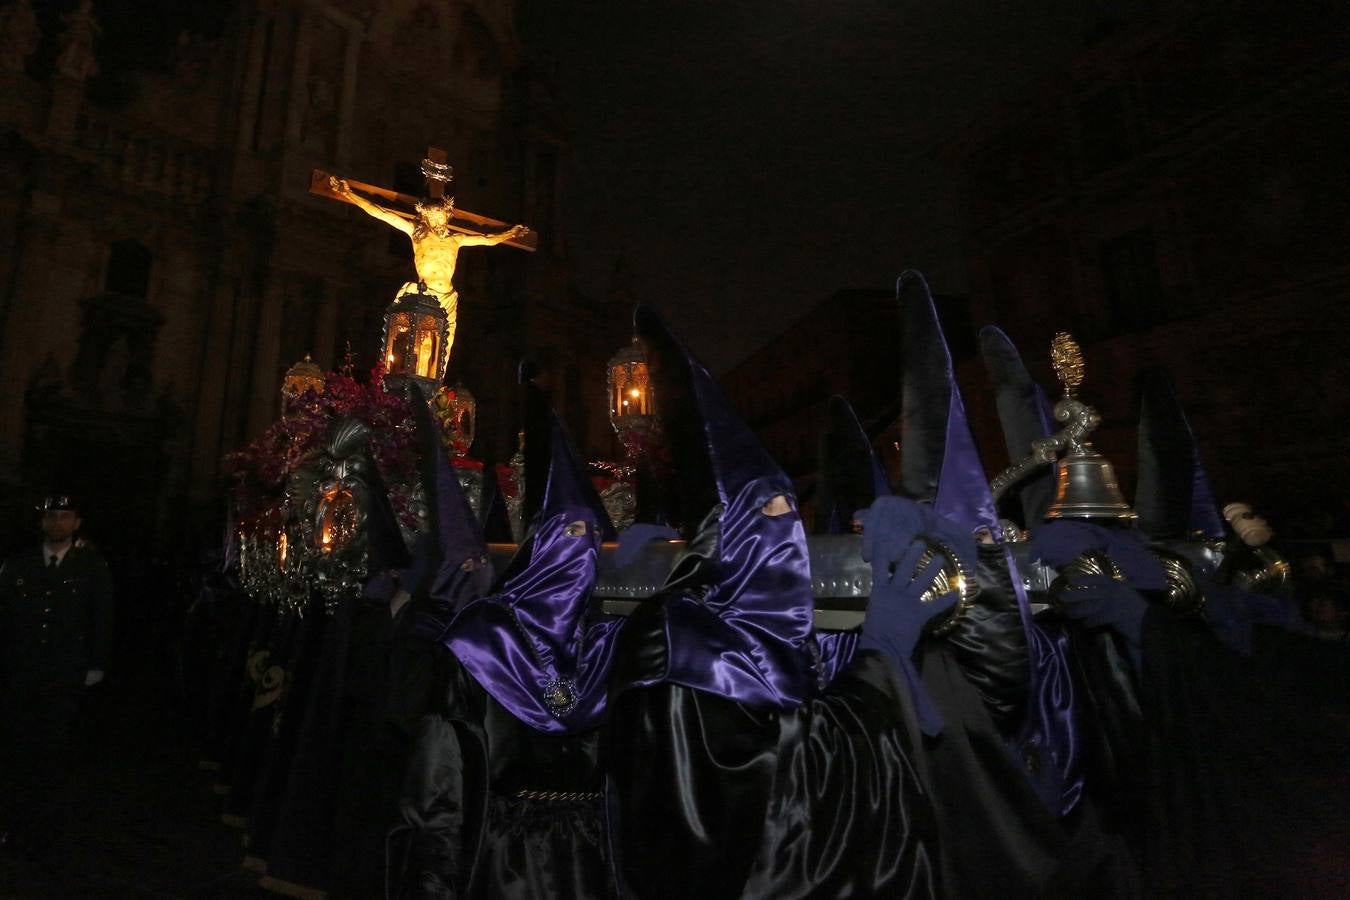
left=309, top=146, right=537, bottom=252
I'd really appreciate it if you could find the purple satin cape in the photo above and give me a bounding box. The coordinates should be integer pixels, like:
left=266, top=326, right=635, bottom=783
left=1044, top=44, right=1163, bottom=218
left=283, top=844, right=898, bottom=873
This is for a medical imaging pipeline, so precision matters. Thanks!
left=903, top=273, right=1082, bottom=813
left=440, top=397, right=623, bottom=735
left=661, top=480, right=817, bottom=708
left=445, top=510, right=624, bottom=734
left=634, top=304, right=815, bottom=709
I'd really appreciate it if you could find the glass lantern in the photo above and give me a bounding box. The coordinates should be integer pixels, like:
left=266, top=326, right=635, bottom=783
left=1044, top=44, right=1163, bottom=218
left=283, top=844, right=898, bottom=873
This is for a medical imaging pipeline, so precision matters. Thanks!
left=280, top=354, right=325, bottom=411
left=431, top=381, right=477, bottom=458
left=381, top=284, right=449, bottom=396
left=606, top=340, right=655, bottom=437
left=315, top=486, right=359, bottom=554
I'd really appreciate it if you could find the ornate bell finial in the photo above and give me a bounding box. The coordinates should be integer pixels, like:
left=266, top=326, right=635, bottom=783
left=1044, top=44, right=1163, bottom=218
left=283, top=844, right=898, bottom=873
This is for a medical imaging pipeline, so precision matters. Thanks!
left=1050, top=331, right=1085, bottom=399
left=1043, top=331, right=1136, bottom=521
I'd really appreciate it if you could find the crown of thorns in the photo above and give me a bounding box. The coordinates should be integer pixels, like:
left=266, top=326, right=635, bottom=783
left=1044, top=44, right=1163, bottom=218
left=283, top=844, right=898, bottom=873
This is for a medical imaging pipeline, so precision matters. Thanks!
left=421, top=158, right=454, bottom=184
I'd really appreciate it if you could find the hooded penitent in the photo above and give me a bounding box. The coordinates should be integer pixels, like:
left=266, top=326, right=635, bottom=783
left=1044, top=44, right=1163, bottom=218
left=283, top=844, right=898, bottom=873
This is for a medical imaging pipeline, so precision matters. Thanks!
left=440, top=369, right=623, bottom=734
left=410, top=390, right=494, bottom=625
left=632, top=304, right=815, bottom=707
left=812, top=394, right=887, bottom=682
left=980, top=324, right=1058, bottom=527
left=815, top=394, right=892, bottom=535
left=899, top=272, right=998, bottom=531
left=890, top=273, right=1148, bottom=899
left=606, top=306, right=941, bottom=900
left=1134, top=366, right=1224, bottom=541
left=899, top=272, right=1089, bottom=812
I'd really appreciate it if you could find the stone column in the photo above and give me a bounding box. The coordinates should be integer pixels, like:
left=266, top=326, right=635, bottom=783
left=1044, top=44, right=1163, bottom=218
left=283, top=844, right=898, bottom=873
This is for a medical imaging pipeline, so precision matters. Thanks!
left=246, top=273, right=287, bottom=438
left=282, top=8, right=313, bottom=146
left=233, top=9, right=272, bottom=157
left=188, top=273, right=242, bottom=498
left=314, top=279, right=340, bottom=370
left=335, top=25, right=361, bottom=171
left=0, top=195, right=60, bottom=478
left=46, top=76, right=84, bottom=143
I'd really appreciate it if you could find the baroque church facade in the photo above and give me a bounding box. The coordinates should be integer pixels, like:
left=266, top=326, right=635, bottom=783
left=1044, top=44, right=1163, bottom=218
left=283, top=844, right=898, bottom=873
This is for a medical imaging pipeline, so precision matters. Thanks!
left=0, top=0, right=622, bottom=558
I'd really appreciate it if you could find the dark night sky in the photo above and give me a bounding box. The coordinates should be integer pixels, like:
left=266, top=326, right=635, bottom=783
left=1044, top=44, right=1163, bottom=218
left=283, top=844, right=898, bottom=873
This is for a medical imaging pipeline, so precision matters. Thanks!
left=522, top=0, right=1127, bottom=371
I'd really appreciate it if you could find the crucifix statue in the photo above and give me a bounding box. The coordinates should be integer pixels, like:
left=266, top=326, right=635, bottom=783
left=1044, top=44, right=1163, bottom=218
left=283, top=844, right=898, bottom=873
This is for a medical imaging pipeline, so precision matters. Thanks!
left=311, top=148, right=535, bottom=363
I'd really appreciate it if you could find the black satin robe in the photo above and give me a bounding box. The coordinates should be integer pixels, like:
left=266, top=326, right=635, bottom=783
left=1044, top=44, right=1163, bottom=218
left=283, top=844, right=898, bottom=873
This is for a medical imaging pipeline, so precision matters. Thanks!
left=216, top=596, right=280, bottom=795
left=326, top=595, right=406, bottom=899
left=943, top=543, right=1032, bottom=733
left=263, top=585, right=366, bottom=894
left=605, top=604, right=941, bottom=900
left=913, top=544, right=1141, bottom=899
left=243, top=589, right=329, bottom=865
left=221, top=602, right=297, bottom=824
left=916, top=639, right=1140, bottom=899
left=391, top=652, right=613, bottom=900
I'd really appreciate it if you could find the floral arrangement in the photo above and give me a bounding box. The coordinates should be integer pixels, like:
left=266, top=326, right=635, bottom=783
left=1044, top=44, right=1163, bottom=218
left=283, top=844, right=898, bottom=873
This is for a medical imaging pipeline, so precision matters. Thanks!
left=223, top=366, right=420, bottom=528
left=616, top=416, right=671, bottom=477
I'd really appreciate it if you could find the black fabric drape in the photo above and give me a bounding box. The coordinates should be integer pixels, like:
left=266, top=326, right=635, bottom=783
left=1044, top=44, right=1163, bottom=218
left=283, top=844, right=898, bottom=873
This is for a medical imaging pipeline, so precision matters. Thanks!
left=263, top=585, right=363, bottom=893
left=327, top=596, right=405, bottom=899
left=916, top=639, right=1141, bottom=899
left=941, top=543, right=1032, bottom=734
left=606, top=634, right=941, bottom=900
left=220, top=603, right=294, bottom=823
left=242, top=590, right=328, bottom=863
left=391, top=651, right=613, bottom=900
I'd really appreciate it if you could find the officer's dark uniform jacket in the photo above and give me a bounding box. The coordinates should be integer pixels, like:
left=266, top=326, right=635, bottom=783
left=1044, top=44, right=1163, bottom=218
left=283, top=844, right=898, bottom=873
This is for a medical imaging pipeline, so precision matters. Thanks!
left=0, top=544, right=114, bottom=690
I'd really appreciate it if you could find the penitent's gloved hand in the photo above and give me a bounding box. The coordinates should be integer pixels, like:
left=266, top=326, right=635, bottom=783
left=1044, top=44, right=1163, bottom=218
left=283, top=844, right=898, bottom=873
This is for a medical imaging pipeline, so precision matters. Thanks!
left=1058, top=574, right=1148, bottom=668
left=856, top=497, right=962, bottom=736
left=858, top=497, right=976, bottom=576
left=861, top=541, right=960, bottom=663
left=1030, top=520, right=1166, bottom=589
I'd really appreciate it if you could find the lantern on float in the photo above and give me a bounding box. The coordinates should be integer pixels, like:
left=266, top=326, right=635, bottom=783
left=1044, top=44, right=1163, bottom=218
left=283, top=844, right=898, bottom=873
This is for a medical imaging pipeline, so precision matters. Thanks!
left=381, top=283, right=449, bottom=396
left=606, top=339, right=655, bottom=445
left=281, top=354, right=325, bottom=411
left=603, top=340, right=660, bottom=529
left=431, top=381, right=477, bottom=458
left=315, top=486, right=359, bottom=555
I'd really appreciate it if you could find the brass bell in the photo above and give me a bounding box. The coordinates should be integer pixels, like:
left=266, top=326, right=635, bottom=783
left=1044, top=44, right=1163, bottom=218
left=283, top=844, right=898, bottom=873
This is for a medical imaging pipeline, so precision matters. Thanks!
left=1045, top=445, right=1137, bottom=521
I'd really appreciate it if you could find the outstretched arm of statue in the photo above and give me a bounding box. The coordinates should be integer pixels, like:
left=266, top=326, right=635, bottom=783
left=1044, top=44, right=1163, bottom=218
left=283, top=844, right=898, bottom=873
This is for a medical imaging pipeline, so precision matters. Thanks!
left=455, top=224, right=530, bottom=247
left=329, top=176, right=414, bottom=236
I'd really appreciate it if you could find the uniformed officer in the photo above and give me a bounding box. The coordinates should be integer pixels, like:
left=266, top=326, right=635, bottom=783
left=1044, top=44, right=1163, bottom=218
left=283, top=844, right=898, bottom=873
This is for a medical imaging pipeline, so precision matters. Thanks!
left=0, top=494, right=114, bottom=858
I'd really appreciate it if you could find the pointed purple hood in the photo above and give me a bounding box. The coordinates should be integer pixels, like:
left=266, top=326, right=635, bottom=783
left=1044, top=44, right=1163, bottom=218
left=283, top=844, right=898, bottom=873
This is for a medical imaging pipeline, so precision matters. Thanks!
left=635, top=305, right=815, bottom=708
left=1135, top=366, right=1224, bottom=540
left=815, top=395, right=892, bottom=535
left=412, top=390, right=492, bottom=617
left=442, top=373, right=623, bottom=733
left=899, top=270, right=998, bottom=533
left=979, top=325, right=1058, bottom=526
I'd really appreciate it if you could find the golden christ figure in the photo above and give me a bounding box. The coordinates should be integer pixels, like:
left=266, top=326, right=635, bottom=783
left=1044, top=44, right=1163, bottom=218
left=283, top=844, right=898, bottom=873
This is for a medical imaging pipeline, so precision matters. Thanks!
left=327, top=173, right=529, bottom=361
